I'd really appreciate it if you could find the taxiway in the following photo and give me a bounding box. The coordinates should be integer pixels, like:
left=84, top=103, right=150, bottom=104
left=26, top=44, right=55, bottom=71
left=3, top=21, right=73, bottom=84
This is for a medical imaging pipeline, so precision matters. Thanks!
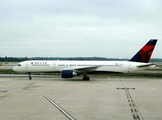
left=0, top=75, right=162, bottom=120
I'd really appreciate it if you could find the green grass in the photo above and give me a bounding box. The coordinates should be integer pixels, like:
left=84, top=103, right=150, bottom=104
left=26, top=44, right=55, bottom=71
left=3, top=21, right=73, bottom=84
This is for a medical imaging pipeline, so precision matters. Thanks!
left=0, top=69, right=16, bottom=74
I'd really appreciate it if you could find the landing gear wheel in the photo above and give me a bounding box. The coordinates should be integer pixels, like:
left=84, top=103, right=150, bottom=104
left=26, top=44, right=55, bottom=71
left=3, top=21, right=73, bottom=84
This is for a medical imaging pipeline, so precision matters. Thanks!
left=86, top=77, right=90, bottom=81
left=29, top=76, right=32, bottom=80
left=82, top=73, right=90, bottom=81
left=82, top=76, right=90, bottom=81
left=28, top=72, right=32, bottom=80
left=82, top=77, right=86, bottom=81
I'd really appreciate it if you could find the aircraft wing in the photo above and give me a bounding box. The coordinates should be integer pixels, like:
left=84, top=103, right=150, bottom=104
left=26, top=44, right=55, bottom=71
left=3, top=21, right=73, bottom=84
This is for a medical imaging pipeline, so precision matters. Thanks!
left=137, top=63, right=156, bottom=68
left=68, top=66, right=101, bottom=73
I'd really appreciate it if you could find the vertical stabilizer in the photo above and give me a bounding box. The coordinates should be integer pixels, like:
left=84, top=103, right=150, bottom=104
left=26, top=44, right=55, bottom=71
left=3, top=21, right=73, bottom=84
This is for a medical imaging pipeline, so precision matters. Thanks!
left=129, top=39, right=157, bottom=63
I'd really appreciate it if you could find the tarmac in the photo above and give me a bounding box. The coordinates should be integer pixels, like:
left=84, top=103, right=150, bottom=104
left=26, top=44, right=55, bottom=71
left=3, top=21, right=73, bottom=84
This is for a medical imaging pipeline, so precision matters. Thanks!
left=0, top=75, right=162, bottom=120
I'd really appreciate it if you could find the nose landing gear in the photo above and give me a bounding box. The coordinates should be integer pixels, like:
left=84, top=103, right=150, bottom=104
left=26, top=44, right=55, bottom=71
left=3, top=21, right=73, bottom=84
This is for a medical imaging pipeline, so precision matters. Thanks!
left=28, top=72, right=32, bottom=80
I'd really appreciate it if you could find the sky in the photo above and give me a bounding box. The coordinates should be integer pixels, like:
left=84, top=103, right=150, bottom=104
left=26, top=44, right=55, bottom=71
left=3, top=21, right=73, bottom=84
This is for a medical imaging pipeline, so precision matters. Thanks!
left=0, top=0, right=162, bottom=58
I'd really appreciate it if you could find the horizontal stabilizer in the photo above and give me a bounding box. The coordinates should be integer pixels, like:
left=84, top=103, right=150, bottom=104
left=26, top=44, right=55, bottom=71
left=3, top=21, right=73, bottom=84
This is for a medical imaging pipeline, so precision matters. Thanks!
left=137, top=63, right=156, bottom=68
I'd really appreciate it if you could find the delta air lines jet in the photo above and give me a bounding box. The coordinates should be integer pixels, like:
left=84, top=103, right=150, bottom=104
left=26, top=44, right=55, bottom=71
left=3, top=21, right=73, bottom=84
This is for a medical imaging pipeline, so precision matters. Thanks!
left=13, top=39, right=157, bottom=80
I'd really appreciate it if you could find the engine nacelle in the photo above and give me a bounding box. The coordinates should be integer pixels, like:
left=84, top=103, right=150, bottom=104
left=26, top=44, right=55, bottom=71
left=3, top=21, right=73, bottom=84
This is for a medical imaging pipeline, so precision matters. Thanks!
left=61, top=70, right=77, bottom=78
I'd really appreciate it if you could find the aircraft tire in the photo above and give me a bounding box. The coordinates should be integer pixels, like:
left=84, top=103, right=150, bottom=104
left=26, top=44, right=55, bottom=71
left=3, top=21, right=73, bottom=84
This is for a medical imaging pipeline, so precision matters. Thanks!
left=83, top=77, right=90, bottom=81
left=29, top=77, right=32, bottom=80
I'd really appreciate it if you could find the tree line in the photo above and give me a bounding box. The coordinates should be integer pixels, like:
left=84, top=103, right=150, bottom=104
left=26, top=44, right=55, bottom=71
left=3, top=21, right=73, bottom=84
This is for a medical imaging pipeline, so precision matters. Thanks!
left=0, top=56, right=162, bottom=62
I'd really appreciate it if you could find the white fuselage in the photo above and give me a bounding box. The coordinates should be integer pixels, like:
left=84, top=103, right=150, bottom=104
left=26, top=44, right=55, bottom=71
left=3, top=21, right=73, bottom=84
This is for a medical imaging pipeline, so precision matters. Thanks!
left=13, top=60, right=149, bottom=73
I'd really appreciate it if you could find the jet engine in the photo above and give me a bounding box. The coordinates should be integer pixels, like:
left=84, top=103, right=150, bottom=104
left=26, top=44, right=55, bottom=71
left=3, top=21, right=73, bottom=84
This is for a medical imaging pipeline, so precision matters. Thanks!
left=61, top=70, right=77, bottom=78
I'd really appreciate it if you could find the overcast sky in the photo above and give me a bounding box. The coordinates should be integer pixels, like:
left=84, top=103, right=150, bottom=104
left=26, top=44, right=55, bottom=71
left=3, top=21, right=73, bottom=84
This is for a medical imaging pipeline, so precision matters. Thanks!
left=0, top=0, right=162, bottom=58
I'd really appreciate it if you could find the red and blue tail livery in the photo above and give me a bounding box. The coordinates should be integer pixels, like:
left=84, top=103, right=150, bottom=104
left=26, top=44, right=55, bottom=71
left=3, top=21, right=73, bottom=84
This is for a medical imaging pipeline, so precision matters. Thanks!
left=129, top=39, right=157, bottom=63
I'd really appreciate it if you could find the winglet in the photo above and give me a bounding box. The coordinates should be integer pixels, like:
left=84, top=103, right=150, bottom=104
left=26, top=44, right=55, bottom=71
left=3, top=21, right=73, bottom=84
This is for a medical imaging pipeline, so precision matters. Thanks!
left=129, top=39, right=157, bottom=63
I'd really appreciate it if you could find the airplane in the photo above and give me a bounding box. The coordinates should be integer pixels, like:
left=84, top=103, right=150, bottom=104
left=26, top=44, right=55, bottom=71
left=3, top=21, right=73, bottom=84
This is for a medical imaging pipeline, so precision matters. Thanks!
left=13, top=39, right=157, bottom=81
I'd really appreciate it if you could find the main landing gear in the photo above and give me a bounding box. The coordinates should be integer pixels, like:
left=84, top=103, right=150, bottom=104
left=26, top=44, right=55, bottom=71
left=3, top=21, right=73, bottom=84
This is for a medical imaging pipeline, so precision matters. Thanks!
left=82, top=73, right=90, bottom=81
left=28, top=72, right=32, bottom=80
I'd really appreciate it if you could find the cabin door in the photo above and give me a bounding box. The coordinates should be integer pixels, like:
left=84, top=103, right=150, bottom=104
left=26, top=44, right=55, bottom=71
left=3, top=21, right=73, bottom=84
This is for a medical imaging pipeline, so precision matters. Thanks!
left=26, top=63, right=29, bottom=69
left=53, top=63, right=57, bottom=69
left=128, top=64, right=131, bottom=73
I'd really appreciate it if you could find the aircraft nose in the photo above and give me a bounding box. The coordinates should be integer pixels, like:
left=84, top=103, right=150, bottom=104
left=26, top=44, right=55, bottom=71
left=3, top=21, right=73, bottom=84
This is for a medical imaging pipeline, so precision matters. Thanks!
left=13, top=66, right=18, bottom=71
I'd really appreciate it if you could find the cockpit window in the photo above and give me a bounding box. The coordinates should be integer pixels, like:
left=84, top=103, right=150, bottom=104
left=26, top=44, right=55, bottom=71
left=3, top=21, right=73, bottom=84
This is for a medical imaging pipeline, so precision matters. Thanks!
left=18, top=64, right=21, bottom=66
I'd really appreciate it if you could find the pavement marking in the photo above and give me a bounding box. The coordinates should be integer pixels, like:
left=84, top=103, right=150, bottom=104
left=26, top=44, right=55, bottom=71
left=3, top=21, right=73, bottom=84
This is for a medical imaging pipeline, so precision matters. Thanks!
left=44, top=95, right=76, bottom=120
left=117, top=88, right=144, bottom=120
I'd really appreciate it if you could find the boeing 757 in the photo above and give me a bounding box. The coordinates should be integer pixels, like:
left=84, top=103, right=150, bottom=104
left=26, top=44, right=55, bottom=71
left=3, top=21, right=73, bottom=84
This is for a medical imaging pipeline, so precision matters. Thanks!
left=13, top=39, right=157, bottom=80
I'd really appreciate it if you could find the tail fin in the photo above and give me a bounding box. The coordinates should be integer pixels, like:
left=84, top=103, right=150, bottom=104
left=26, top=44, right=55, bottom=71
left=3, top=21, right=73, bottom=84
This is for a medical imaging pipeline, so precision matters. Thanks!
left=129, top=39, right=157, bottom=63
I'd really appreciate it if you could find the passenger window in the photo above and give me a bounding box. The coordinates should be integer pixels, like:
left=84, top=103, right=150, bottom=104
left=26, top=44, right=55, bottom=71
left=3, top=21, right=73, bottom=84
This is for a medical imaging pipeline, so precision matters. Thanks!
left=18, top=64, right=21, bottom=66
